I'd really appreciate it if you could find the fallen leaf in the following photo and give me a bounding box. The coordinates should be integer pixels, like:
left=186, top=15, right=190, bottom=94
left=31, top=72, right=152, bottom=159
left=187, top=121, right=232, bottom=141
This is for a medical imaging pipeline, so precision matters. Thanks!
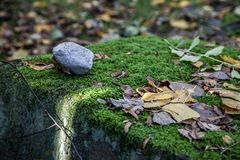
left=145, top=115, right=153, bottom=126
left=178, top=128, right=205, bottom=140
left=191, top=102, right=223, bottom=123
left=99, top=13, right=112, bottom=22
left=212, top=64, right=223, bottom=71
left=121, top=85, right=137, bottom=99
left=97, top=98, right=107, bottom=104
left=171, top=89, right=197, bottom=104
left=210, top=89, right=240, bottom=102
left=170, top=19, right=196, bottom=30
left=153, top=112, right=176, bottom=125
left=180, top=55, right=201, bottom=63
left=109, top=98, right=144, bottom=109
left=124, top=121, right=132, bottom=133
left=9, top=49, right=28, bottom=60
left=151, top=0, right=165, bottom=5
left=144, top=100, right=170, bottom=108
left=222, top=135, right=234, bottom=145
left=141, top=91, right=175, bottom=102
left=192, top=71, right=230, bottom=80
left=162, top=103, right=200, bottom=122
left=188, top=36, right=200, bottom=51
left=223, top=82, right=239, bottom=91
left=123, top=109, right=139, bottom=120
left=143, top=136, right=151, bottom=149
left=221, top=55, right=240, bottom=69
left=94, top=53, right=110, bottom=60
left=224, top=106, right=240, bottom=115
left=205, top=46, right=224, bottom=57
left=221, top=98, right=240, bottom=110
left=169, top=81, right=205, bottom=97
left=27, top=62, right=54, bottom=71
left=231, top=69, right=240, bottom=79
left=34, top=24, right=52, bottom=33
left=197, top=121, right=221, bottom=131
left=192, top=61, right=203, bottom=68
left=111, top=71, right=128, bottom=78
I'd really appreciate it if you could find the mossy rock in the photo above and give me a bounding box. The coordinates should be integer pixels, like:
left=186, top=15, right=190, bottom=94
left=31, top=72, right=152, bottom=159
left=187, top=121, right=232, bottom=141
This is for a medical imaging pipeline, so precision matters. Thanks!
left=0, top=37, right=240, bottom=160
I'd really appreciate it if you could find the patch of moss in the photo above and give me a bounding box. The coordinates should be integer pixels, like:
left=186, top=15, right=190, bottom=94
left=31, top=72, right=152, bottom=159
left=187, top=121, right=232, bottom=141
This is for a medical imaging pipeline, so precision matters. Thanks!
left=20, top=36, right=240, bottom=159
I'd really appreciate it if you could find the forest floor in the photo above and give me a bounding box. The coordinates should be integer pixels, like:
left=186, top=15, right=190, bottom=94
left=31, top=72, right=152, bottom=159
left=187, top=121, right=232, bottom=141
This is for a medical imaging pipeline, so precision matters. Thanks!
left=0, top=0, right=240, bottom=60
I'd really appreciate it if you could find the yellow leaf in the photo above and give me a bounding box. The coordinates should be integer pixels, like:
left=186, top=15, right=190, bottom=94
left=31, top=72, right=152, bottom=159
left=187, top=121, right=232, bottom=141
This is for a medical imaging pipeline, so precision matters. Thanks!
left=142, top=91, right=175, bottom=102
left=223, top=82, right=240, bottom=91
left=221, top=55, right=240, bottom=69
left=34, top=24, right=52, bottom=33
left=99, top=13, right=111, bottom=22
left=144, top=100, right=170, bottom=108
left=151, top=0, right=165, bottom=5
left=223, top=106, right=240, bottom=115
left=27, top=62, right=54, bottom=71
left=170, top=19, right=196, bottom=30
left=222, top=135, right=234, bottom=145
left=171, top=89, right=197, bottom=103
left=179, top=0, right=190, bottom=8
left=192, top=61, right=203, bottom=68
left=162, top=103, right=200, bottom=122
left=222, top=98, right=240, bottom=110
left=210, top=89, right=240, bottom=102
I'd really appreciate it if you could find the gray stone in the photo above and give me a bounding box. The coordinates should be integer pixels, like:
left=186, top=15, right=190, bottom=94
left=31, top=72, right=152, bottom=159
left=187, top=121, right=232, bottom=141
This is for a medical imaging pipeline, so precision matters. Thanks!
left=53, top=42, right=94, bottom=75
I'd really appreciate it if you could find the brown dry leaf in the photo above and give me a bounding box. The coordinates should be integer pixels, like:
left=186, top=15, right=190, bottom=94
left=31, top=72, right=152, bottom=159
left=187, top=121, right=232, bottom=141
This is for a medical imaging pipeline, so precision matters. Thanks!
left=146, top=76, right=163, bottom=91
left=224, top=106, right=240, bottom=115
left=143, top=136, right=151, bottom=149
left=162, top=103, right=200, bottom=122
left=191, top=102, right=224, bottom=123
left=221, top=98, right=240, bottom=110
left=210, top=89, right=240, bottom=102
left=171, top=89, right=197, bottom=104
left=169, top=82, right=205, bottom=97
left=222, top=135, right=234, bottom=145
left=121, top=85, right=136, bottom=99
left=192, top=71, right=230, bottom=80
left=151, top=0, right=165, bottom=5
left=94, top=53, right=110, bottom=60
left=124, top=121, right=132, bottom=133
left=142, top=90, right=175, bottom=102
left=145, top=115, right=153, bottom=126
left=192, top=61, right=204, bottom=68
left=123, top=109, right=139, bottom=120
left=170, top=19, right=196, bottom=30
left=111, top=71, right=128, bottom=78
left=221, top=55, right=240, bottom=69
left=197, top=121, right=221, bottom=131
left=34, top=24, right=52, bottom=33
left=223, top=82, right=240, bottom=91
left=153, top=112, right=176, bottom=125
left=143, top=100, right=170, bottom=108
left=27, top=62, right=54, bottom=71
left=99, top=13, right=112, bottom=22
left=178, top=128, right=205, bottom=140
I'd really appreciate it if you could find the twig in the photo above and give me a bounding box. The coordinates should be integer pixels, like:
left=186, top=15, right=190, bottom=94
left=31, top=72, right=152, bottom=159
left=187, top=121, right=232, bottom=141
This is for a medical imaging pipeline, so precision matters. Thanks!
left=164, top=39, right=237, bottom=69
left=1, top=61, right=83, bottom=160
left=0, top=123, right=57, bottom=140
left=221, top=140, right=240, bottom=154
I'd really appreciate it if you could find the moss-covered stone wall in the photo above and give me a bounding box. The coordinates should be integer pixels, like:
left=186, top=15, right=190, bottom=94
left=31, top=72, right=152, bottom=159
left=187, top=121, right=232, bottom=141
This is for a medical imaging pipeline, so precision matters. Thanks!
left=0, top=37, right=240, bottom=160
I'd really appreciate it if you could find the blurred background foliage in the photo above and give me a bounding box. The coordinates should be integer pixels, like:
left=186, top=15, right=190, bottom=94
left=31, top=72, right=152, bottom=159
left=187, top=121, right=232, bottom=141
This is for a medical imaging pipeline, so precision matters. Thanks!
left=0, top=0, right=240, bottom=60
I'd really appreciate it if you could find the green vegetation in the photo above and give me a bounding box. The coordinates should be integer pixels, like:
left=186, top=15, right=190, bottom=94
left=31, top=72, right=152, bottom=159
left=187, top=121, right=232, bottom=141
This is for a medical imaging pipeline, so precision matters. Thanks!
left=20, top=36, right=240, bottom=159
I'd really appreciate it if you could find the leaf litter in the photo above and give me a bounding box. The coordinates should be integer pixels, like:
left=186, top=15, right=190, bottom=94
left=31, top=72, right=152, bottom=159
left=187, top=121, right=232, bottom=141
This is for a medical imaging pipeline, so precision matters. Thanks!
left=99, top=72, right=238, bottom=141
left=98, top=37, right=239, bottom=142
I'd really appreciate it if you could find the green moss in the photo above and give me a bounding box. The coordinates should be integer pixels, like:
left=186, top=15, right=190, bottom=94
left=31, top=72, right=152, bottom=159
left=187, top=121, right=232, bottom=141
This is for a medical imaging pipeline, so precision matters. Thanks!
left=19, top=36, right=240, bottom=159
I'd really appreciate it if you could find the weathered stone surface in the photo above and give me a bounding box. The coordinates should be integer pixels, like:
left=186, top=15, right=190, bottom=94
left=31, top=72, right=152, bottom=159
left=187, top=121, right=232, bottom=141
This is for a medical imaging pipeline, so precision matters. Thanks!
left=53, top=42, right=94, bottom=75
